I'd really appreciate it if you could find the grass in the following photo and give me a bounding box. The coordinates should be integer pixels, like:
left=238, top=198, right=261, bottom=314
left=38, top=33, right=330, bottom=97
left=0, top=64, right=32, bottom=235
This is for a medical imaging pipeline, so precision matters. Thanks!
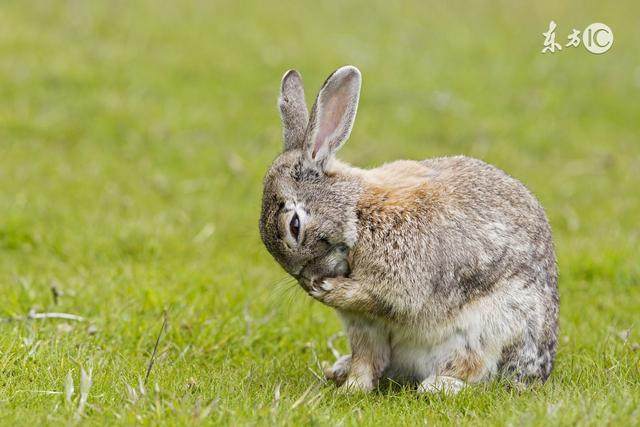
left=0, top=0, right=639, bottom=425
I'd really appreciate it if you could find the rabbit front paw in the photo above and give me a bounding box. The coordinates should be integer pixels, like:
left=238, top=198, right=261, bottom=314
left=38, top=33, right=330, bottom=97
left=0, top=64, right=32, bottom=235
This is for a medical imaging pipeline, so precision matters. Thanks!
left=309, top=279, right=334, bottom=301
left=418, top=375, right=466, bottom=395
left=339, top=376, right=374, bottom=393
left=308, top=277, right=368, bottom=312
left=322, top=354, right=351, bottom=386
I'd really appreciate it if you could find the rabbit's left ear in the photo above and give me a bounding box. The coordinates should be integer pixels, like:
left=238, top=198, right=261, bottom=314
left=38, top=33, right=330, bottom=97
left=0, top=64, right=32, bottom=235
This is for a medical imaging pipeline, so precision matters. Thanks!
left=305, top=66, right=361, bottom=168
left=279, top=70, right=309, bottom=152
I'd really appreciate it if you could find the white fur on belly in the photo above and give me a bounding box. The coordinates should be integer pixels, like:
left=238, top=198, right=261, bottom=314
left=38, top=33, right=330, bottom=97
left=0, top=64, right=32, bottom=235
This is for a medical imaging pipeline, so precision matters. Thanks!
left=382, top=281, right=540, bottom=383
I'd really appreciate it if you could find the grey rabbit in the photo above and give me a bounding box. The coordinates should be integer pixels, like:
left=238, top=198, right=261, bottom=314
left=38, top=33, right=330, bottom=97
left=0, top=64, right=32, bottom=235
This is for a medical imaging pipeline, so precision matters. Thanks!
left=259, top=65, right=558, bottom=393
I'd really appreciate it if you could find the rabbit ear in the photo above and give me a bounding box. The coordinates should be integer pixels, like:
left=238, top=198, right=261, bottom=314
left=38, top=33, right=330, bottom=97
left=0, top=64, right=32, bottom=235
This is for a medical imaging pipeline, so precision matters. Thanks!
left=279, top=70, right=309, bottom=151
left=305, top=66, right=361, bottom=167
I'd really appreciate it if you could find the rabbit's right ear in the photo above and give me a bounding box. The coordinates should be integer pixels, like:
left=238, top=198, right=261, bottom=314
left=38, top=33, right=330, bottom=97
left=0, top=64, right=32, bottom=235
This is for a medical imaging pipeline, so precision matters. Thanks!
left=279, top=70, right=309, bottom=152
left=305, top=66, right=361, bottom=169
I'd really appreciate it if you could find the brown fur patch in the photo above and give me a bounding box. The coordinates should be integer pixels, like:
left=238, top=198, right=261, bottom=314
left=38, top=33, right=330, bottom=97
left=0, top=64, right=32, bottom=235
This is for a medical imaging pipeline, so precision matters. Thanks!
left=361, top=185, right=436, bottom=211
left=441, top=352, right=485, bottom=381
left=356, top=161, right=445, bottom=227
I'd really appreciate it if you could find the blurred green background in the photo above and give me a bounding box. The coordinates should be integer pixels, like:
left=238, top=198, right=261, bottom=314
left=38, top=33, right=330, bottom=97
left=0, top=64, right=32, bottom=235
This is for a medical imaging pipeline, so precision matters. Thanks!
left=0, top=1, right=638, bottom=425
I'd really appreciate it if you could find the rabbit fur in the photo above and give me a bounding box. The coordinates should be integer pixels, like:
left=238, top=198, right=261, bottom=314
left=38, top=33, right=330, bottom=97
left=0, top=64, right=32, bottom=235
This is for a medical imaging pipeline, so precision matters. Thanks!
left=259, top=66, right=559, bottom=393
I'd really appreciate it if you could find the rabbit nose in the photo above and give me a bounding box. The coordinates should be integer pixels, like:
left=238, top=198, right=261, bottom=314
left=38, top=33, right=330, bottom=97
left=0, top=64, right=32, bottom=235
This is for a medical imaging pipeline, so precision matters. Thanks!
left=334, top=259, right=351, bottom=278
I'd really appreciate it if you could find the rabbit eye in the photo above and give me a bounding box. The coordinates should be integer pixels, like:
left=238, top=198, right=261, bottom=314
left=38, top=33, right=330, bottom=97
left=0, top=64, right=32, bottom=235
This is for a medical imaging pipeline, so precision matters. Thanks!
left=289, top=213, right=300, bottom=241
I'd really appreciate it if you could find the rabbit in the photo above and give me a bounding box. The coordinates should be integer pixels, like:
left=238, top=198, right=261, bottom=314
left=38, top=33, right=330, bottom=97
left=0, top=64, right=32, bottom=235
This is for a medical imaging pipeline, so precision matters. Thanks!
left=259, top=65, right=559, bottom=394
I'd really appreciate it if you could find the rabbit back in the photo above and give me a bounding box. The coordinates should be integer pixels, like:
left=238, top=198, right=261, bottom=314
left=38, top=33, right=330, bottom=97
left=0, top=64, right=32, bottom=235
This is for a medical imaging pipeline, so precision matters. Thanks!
left=348, top=155, right=558, bottom=382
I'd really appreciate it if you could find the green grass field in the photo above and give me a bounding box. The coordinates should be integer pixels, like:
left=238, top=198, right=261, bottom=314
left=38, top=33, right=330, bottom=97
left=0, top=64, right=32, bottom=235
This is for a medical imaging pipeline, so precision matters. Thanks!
left=1, top=1, right=639, bottom=425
